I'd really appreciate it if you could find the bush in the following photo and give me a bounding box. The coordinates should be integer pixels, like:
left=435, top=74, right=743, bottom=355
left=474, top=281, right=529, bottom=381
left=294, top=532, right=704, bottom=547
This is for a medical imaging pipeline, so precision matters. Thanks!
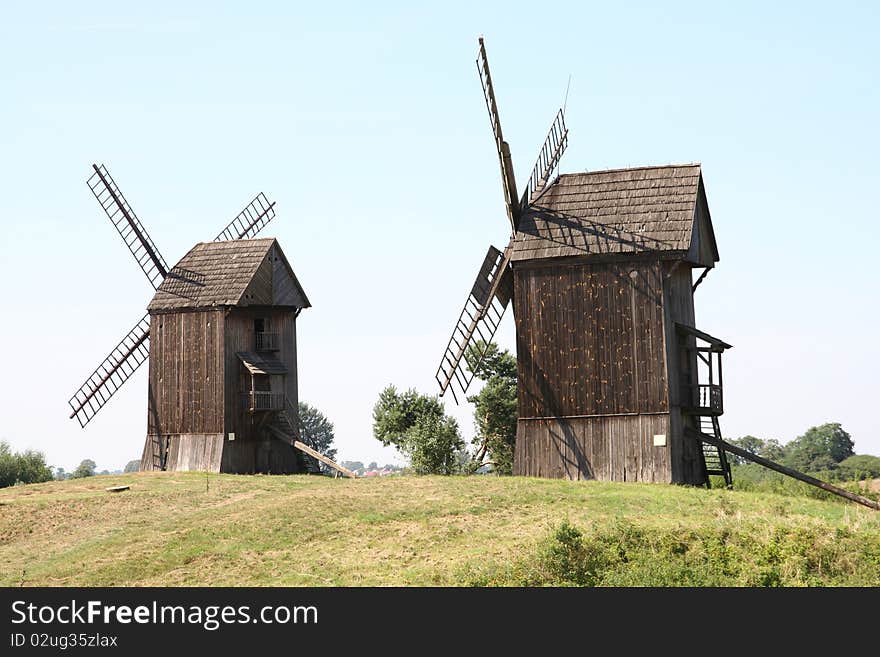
left=0, top=441, right=53, bottom=488
left=465, top=519, right=880, bottom=587
left=70, top=459, right=97, bottom=479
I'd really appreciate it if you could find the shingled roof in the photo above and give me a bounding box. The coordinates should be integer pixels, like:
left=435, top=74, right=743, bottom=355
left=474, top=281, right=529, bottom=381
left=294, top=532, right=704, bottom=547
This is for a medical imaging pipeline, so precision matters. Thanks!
left=512, top=164, right=718, bottom=265
left=147, top=238, right=310, bottom=312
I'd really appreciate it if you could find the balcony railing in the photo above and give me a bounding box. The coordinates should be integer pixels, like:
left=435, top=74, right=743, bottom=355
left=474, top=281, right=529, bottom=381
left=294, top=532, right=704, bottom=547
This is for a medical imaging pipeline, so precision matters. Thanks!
left=255, top=332, right=279, bottom=351
left=244, top=391, right=284, bottom=412
left=681, top=384, right=723, bottom=414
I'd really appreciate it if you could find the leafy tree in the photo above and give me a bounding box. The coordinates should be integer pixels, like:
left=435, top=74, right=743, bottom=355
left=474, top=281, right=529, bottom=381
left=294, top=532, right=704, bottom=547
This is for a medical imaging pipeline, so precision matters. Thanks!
left=758, top=438, right=786, bottom=462
left=466, top=341, right=517, bottom=474
left=837, top=455, right=880, bottom=480
left=368, top=462, right=378, bottom=471
left=16, top=450, right=54, bottom=485
left=0, top=441, right=53, bottom=488
left=373, top=386, right=464, bottom=475
left=123, top=460, right=141, bottom=473
left=784, top=423, right=854, bottom=472
left=298, top=402, right=337, bottom=474
left=71, top=459, right=97, bottom=479
left=727, top=435, right=787, bottom=465
left=341, top=461, right=364, bottom=472
left=54, top=467, right=68, bottom=480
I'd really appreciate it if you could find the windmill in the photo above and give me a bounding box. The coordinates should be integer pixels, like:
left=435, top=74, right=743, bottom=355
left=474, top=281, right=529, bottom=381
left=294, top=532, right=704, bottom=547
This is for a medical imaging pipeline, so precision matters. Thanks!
left=68, top=164, right=279, bottom=429
left=68, top=165, right=355, bottom=477
left=430, top=39, right=880, bottom=511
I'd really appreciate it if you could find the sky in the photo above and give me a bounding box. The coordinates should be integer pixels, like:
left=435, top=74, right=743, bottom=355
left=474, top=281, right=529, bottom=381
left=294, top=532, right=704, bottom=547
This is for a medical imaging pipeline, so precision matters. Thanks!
left=0, top=1, right=878, bottom=472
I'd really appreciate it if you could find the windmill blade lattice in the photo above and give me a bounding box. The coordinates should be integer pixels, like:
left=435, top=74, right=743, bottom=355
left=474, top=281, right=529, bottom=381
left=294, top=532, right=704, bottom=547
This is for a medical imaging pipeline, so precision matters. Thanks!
left=214, top=193, right=276, bottom=241
left=435, top=244, right=513, bottom=402
left=87, top=164, right=169, bottom=289
left=520, top=109, right=568, bottom=211
left=68, top=314, right=151, bottom=428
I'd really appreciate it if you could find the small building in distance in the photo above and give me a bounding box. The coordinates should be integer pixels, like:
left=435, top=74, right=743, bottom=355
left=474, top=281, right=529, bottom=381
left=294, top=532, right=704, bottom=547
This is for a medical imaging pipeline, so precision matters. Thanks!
left=140, top=237, right=311, bottom=474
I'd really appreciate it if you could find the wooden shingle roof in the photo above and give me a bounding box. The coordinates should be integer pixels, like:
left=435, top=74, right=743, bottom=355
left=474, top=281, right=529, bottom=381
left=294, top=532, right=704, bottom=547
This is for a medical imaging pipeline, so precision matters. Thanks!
left=147, top=238, right=310, bottom=312
left=511, top=164, right=718, bottom=264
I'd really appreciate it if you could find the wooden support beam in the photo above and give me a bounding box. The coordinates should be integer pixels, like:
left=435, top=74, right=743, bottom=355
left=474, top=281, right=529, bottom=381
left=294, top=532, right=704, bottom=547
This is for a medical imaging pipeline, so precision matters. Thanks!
left=293, top=441, right=357, bottom=479
left=685, top=428, right=880, bottom=511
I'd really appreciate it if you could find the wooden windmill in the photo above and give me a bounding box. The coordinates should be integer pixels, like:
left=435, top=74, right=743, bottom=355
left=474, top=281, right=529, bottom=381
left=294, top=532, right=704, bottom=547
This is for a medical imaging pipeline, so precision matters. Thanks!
left=68, top=164, right=354, bottom=477
left=434, top=40, right=878, bottom=510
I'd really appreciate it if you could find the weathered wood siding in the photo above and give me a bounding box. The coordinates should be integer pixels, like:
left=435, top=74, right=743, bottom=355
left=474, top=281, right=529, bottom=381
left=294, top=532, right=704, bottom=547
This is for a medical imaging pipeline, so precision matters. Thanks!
left=513, top=258, right=672, bottom=481
left=514, top=258, right=668, bottom=419
left=141, top=433, right=224, bottom=472
left=222, top=307, right=300, bottom=473
left=146, top=309, right=225, bottom=434
left=662, top=263, right=705, bottom=485
left=513, top=415, right=671, bottom=482
left=141, top=309, right=225, bottom=471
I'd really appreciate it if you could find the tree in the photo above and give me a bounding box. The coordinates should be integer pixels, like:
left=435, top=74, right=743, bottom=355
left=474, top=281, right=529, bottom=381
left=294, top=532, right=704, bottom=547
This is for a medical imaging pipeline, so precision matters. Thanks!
left=758, top=438, right=786, bottom=462
left=837, top=455, right=880, bottom=480
left=298, top=402, right=337, bottom=474
left=0, top=441, right=53, bottom=488
left=368, top=462, right=378, bottom=471
left=466, top=341, right=517, bottom=474
left=123, top=459, right=141, bottom=473
left=372, top=386, right=464, bottom=475
left=785, top=423, right=854, bottom=472
left=71, top=459, right=97, bottom=479
left=727, top=435, right=787, bottom=465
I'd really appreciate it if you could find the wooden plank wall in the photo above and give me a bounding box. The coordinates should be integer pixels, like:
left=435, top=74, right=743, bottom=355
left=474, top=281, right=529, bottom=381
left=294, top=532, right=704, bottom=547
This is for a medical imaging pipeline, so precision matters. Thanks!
left=662, top=263, right=705, bottom=485
left=514, top=258, right=668, bottom=418
left=163, top=433, right=224, bottom=472
left=513, top=415, right=671, bottom=482
left=272, top=245, right=308, bottom=307
left=222, top=307, right=300, bottom=473
left=147, top=309, right=225, bottom=436
left=512, top=258, right=671, bottom=482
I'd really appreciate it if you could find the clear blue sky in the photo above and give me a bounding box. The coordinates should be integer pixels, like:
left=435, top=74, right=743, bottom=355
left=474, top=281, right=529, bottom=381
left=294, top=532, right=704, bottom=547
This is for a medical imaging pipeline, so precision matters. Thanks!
left=1, top=1, right=878, bottom=471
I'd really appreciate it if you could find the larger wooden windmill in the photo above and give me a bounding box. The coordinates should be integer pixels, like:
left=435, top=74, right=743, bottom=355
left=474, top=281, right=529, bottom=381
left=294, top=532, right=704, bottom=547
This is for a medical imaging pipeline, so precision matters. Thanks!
left=68, top=165, right=354, bottom=477
left=433, top=39, right=880, bottom=510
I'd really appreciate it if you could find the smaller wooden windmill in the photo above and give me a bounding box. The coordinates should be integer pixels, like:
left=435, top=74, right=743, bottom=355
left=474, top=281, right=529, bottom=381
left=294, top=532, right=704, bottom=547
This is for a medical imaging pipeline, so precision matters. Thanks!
left=68, top=164, right=354, bottom=477
left=433, top=39, right=880, bottom=510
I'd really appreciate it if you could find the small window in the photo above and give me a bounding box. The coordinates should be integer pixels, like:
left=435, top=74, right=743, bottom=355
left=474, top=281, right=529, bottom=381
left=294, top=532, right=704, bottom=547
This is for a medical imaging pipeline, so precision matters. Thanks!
left=254, top=318, right=265, bottom=333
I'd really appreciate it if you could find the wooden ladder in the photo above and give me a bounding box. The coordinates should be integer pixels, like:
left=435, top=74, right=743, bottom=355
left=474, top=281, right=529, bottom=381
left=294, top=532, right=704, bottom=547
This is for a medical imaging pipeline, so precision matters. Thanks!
left=694, top=415, right=732, bottom=488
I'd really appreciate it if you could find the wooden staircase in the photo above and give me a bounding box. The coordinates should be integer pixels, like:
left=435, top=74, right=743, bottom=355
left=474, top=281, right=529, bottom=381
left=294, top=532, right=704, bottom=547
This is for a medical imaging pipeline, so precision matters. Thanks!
left=694, top=415, right=732, bottom=488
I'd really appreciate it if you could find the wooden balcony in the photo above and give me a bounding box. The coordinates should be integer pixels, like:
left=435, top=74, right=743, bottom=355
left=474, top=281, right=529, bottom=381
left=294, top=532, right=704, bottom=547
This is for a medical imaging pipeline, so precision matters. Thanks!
left=255, top=332, right=279, bottom=352
left=244, top=391, right=284, bottom=412
left=681, top=384, right=723, bottom=416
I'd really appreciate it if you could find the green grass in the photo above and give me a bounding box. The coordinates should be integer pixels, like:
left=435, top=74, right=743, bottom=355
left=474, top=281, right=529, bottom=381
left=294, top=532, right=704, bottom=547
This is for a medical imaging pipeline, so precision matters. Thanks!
left=1, top=472, right=879, bottom=586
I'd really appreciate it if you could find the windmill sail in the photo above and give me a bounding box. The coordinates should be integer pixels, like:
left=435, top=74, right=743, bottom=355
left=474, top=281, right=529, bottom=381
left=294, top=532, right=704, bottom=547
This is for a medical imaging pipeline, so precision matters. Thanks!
left=476, top=37, right=519, bottom=234
left=435, top=244, right=513, bottom=402
left=519, top=109, right=568, bottom=211
left=68, top=315, right=151, bottom=427
left=87, top=164, right=169, bottom=289
left=214, top=192, right=276, bottom=241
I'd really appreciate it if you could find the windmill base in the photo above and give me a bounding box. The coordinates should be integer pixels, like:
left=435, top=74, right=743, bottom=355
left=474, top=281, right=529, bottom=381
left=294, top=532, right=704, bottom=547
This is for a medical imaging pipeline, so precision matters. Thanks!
left=140, top=433, right=303, bottom=474
left=512, top=414, right=705, bottom=485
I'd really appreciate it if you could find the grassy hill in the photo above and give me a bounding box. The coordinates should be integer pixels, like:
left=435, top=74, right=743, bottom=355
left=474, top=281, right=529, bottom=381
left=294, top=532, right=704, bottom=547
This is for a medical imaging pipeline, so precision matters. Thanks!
left=1, top=472, right=879, bottom=586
